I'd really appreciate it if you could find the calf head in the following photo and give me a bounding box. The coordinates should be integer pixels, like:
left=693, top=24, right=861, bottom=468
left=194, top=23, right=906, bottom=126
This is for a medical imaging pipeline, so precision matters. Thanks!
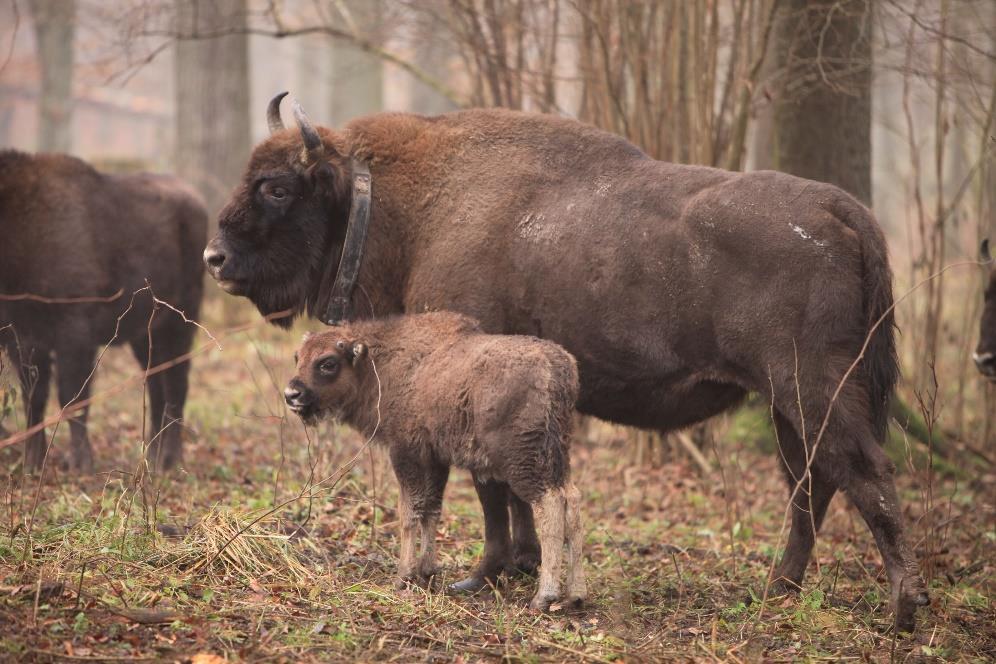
left=204, top=93, right=352, bottom=327
left=976, top=239, right=996, bottom=381
left=285, top=331, right=369, bottom=425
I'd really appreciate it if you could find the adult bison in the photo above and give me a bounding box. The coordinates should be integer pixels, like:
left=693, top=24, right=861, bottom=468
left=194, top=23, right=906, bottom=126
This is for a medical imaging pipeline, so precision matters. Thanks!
left=974, top=240, right=996, bottom=381
left=205, top=94, right=928, bottom=630
left=1, top=150, right=206, bottom=472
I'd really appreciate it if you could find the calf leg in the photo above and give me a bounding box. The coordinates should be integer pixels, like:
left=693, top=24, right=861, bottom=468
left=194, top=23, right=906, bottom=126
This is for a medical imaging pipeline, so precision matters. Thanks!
left=563, top=482, right=587, bottom=605
left=55, top=344, right=97, bottom=473
left=529, top=487, right=566, bottom=611
left=841, top=443, right=928, bottom=632
left=9, top=346, right=52, bottom=473
left=395, top=480, right=421, bottom=585
left=416, top=462, right=449, bottom=579
left=770, top=410, right=837, bottom=595
left=449, top=476, right=512, bottom=593
left=509, top=494, right=542, bottom=575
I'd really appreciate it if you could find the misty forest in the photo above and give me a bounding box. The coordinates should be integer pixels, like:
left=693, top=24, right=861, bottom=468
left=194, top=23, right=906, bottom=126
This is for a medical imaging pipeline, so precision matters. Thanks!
left=0, top=0, right=994, bottom=661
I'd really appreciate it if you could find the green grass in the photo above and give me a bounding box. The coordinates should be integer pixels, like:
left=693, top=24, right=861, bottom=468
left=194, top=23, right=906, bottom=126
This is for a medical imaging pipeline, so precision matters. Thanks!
left=0, top=296, right=994, bottom=661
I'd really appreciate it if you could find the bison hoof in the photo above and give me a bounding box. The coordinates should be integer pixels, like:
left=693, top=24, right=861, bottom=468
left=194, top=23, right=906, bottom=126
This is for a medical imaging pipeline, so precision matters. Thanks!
left=528, top=592, right=559, bottom=612
left=68, top=448, right=95, bottom=474
left=511, top=552, right=541, bottom=577
left=894, top=577, right=929, bottom=634
left=447, top=575, right=493, bottom=595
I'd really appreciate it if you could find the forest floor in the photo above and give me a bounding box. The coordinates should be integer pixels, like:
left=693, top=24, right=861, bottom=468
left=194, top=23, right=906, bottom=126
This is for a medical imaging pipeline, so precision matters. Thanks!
left=0, top=300, right=994, bottom=663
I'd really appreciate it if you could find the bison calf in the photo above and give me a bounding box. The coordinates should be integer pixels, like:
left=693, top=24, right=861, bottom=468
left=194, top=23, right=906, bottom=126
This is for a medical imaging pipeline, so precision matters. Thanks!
left=285, top=312, right=586, bottom=610
left=0, top=150, right=206, bottom=472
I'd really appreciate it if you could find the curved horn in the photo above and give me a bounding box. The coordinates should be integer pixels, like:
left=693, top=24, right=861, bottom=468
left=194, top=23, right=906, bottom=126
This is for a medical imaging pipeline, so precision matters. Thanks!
left=292, top=98, right=325, bottom=164
left=982, top=239, right=992, bottom=263
left=267, top=91, right=289, bottom=134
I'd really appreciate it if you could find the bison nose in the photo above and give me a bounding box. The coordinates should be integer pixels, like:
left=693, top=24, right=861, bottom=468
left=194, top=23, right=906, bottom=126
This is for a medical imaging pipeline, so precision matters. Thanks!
left=203, top=246, right=226, bottom=270
left=284, top=384, right=312, bottom=407
left=974, top=351, right=996, bottom=374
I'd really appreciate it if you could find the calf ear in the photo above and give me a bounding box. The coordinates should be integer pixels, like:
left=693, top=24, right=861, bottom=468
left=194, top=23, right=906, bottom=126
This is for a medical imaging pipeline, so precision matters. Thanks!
left=351, top=342, right=368, bottom=366
left=982, top=239, right=992, bottom=263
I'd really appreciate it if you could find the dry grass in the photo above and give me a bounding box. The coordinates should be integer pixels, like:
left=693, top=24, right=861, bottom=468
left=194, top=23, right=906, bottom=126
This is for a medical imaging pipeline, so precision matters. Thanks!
left=0, top=297, right=993, bottom=662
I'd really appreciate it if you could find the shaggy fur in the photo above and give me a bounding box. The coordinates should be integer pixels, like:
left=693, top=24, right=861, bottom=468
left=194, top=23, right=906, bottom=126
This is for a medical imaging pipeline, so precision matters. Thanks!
left=285, top=312, right=585, bottom=609
left=0, top=150, right=207, bottom=472
left=975, top=242, right=996, bottom=380
left=208, top=103, right=927, bottom=629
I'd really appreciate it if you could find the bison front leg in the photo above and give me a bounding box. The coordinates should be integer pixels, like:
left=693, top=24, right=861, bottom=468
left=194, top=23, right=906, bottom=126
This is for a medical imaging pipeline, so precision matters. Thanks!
left=55, top=344, right=96, bottom=474
left=8, top=345, right=52, bottom=474
left=449, top=476, right=513, bottom=594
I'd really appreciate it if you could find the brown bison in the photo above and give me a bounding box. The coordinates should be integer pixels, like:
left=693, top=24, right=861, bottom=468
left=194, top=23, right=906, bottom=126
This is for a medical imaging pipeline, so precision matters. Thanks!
left=1, top=150, right=206, bottom=472
left=975, top=240, right=996, bottom=381
left=285, top=312, right=586, bottom=610
left=205, top=94, right=928, bottom=630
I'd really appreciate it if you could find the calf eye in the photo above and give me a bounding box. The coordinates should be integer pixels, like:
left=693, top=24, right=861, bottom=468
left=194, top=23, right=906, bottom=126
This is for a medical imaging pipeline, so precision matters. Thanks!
left=318, top=358, right=339, bottom=375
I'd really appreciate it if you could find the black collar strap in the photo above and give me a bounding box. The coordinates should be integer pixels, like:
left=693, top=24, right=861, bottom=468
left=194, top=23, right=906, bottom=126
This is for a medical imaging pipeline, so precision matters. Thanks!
left=322, top=158, right=372, bottom=325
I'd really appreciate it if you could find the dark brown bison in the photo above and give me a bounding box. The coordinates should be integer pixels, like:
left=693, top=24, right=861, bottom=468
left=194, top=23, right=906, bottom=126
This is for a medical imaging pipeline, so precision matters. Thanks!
left=205, top=94, right=928, bottom=629
left=975, top=240, right=996, bottom=381
left=285, top=312, right=585, bottom=610
left=1, top=150, right=206, bottom=472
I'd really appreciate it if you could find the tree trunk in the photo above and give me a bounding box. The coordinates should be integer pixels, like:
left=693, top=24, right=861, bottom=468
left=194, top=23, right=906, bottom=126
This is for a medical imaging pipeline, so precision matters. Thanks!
left=30, top=0, right=75, bottom=153
left=174, top=0, right=251, bottom=222
left=328, top=0, right=384, bottom=126
left=771, top=0, right=873, bottom=205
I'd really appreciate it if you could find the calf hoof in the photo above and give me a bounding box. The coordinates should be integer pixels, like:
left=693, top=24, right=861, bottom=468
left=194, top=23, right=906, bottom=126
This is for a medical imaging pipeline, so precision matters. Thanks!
left=894, top=577, right=929, bottom=634
left=529, top=592, right=559, bottom=612
left=448, top=575, right=493, bottom=595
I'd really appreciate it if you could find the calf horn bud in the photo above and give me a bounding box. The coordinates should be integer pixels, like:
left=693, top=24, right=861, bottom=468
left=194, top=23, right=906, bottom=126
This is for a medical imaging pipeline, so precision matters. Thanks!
left=292, top=99, right=325, bottom=164
left=267, top=91, right=289, bottom=134
left=982, top=239, right=992, bottom=263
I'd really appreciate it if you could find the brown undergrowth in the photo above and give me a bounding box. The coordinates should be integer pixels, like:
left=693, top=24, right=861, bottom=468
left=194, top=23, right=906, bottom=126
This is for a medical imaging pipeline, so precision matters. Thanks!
left=0, top=297, right=993, bottom=662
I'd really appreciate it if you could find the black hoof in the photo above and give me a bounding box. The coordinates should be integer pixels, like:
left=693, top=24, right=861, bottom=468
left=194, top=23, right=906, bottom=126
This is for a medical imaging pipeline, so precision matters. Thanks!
left=448, top=575, right=493, bottom=595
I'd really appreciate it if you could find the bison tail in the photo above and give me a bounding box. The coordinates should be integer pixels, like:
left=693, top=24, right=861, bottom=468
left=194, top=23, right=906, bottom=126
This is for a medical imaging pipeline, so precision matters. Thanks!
left=832, top=196, right=899, bottom=443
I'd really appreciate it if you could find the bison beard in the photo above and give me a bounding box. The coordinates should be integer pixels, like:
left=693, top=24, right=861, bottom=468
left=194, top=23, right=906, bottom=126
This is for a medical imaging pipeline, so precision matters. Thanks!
left=207, top=96, right=929, bottom=630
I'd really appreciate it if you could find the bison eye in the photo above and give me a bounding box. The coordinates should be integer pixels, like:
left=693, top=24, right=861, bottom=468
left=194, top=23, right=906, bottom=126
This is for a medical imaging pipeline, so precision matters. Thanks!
left=318, top=357, right=340, bottom=376
left=269, top=187, right=288, bottom=200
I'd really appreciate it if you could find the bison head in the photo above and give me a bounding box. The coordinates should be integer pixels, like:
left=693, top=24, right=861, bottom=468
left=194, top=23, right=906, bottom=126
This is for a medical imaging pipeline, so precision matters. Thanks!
left=975, top=239, right=996, bottom=381
left=204, top=93, right=351, bottom=327
left=285, top=330, right=369, bottom=425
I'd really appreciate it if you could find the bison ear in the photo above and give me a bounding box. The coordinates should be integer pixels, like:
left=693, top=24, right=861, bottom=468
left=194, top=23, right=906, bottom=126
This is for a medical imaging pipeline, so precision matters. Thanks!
left=351, top=342, right=368, bottom=367
left=312, top=161, right=337, bottom=190
left=982, top=239, right=992, bottom=263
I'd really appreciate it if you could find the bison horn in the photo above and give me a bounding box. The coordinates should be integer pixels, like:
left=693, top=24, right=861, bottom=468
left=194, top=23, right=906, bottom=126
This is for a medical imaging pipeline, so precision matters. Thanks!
left=982, top=239, right=992, bottom=263
left=292, top=99, right=325, bottom=164
left=267, top=91, right=289, bottom=134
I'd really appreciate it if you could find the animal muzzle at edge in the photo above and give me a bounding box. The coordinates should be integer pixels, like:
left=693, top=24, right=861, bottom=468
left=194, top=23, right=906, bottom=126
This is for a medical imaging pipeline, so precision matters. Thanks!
left=973, top=351, right=996, bottom=379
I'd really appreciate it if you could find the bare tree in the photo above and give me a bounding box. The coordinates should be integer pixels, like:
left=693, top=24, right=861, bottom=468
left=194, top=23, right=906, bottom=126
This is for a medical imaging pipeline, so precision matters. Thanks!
left=30, top=0, right=75, bottom=153
left=328, top=0, right=384, bottom=125
left=174, top=0, right=251, bottom=220
left=769, top=0, right=873, bottom=204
